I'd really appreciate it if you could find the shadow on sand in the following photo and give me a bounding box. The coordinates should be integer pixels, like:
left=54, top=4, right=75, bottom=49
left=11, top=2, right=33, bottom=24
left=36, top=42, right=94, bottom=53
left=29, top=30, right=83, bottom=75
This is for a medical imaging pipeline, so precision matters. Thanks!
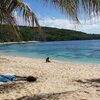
left=0, top=82, right=24, bottom=94
left=75, top=78, right=100, bottom=88
left=17, top=91, right=75, bottom=100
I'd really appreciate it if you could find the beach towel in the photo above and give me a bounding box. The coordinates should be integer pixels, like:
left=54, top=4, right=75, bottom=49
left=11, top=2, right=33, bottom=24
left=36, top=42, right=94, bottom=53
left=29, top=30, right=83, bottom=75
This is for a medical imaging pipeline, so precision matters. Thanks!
left=0, top=74, right=16, bottom=82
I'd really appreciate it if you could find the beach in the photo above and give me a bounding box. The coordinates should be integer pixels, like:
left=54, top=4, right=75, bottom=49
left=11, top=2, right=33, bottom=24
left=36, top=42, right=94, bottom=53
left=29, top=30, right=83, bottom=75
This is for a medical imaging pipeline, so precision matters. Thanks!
left=0, top=55, right=100, bottom=100
left=0, top=41, right=39, bottom=45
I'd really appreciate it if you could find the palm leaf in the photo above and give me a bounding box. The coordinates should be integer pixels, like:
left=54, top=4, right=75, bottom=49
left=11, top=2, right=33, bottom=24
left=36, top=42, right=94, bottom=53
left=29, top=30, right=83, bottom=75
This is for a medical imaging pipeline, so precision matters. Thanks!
left=45, top=0, right=100, bottom=23
left=0, top=0, right=45, bottom=41
left=0, top=8, right=21, bottom=41
left=16, top=1, right=45, bottom=41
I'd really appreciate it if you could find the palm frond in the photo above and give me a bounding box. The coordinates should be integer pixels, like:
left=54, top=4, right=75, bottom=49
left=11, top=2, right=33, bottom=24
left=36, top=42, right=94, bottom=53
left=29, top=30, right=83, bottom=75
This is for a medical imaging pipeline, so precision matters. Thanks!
left=0, top=0, right=45, bottom=41
left=16, top=1, right=45, bottom=40
left=0, top=8, right=21, bottom=41
left=45, top=0, right=100, bottom=23
left=81, top=0, right=100, bottom=16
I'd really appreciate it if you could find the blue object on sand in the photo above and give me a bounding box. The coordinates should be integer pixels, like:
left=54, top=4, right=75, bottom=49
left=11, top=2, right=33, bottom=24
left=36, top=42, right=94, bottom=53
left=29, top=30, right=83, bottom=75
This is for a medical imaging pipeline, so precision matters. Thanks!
left=0, top=74, right=16, bottom=82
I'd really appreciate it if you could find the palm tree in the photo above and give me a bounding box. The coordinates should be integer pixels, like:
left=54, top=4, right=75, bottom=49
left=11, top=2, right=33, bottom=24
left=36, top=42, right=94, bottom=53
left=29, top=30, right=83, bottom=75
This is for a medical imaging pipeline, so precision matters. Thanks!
left=0, top=0, right=41, bottom=41
left=0, top=0, right=100, bottom=41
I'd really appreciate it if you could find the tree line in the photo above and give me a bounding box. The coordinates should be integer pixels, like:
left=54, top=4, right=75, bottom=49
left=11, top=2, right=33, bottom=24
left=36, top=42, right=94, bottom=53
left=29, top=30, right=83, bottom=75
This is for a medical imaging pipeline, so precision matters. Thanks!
left=0, top=25, right=100, bottom=42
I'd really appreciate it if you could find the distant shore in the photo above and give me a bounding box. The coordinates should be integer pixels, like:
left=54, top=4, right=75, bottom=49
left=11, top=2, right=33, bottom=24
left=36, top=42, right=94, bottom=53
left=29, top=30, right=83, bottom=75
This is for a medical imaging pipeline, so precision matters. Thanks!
left=0, top=41, right=40, bottom=45
left=0, top=55, right=100, bottom=100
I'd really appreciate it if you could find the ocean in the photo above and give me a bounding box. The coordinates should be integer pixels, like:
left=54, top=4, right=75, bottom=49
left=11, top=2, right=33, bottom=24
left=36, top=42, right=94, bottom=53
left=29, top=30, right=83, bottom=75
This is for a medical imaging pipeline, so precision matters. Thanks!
left=0, top=40, right=100, bottom=64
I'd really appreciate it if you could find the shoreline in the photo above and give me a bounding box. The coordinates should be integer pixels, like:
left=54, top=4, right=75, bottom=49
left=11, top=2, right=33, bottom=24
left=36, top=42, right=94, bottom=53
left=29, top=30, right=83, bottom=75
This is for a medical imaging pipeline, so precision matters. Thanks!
left=0, top=41, right=40, bottom=45
left=0, top=54, right=100, bottom=66
left=0, top=40, right=100, bottom=65
left=0, top=55, right=100, bottom=99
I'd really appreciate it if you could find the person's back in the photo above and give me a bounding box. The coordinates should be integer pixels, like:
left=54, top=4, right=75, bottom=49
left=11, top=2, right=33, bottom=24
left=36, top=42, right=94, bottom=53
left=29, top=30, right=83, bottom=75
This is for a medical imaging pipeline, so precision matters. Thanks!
left=46, top=57, right=51, bottom=63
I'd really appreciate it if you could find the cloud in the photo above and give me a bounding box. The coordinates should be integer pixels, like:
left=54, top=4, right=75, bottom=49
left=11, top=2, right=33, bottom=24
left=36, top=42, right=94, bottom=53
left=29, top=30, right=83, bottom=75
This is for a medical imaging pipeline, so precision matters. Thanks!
left=13, top=11, right=30, bottom=26
left=13, top=11, right=100, bottom=34
left=39, top=17, right=100, bottom=34
left=79, top=23, right=100, bottom=34
left=39, top=17, right=75, bottom=30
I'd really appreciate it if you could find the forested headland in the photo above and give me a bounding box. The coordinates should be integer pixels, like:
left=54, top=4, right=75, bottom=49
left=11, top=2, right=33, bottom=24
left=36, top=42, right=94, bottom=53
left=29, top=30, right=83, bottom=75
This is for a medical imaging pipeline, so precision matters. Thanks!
left=0, top=25, right=100, bottom=42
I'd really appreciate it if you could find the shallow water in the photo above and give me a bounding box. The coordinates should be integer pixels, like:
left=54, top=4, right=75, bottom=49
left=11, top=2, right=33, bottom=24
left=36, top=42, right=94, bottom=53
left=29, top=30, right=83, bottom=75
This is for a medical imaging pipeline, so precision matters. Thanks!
left=0, top=40, right=100, bottom=64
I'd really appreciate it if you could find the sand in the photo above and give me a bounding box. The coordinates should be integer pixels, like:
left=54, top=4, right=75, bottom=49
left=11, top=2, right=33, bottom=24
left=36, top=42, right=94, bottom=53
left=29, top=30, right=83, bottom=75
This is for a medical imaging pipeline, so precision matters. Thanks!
left=0, top=41, right=39, bottom=45
left=0, top=55, right=100, bottom=100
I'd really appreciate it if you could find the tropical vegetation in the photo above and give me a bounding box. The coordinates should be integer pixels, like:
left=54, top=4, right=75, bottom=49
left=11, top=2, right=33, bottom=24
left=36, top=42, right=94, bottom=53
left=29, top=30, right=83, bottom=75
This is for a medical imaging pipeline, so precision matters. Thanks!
left=0, top=0, right=100, bottom=40
left=0, top=25, right=100, bottom=42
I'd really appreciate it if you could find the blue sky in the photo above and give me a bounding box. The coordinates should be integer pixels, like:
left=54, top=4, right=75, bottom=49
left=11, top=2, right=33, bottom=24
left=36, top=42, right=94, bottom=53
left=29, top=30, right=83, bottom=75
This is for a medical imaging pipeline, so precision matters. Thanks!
left=15, top=0, right=100, bottom=34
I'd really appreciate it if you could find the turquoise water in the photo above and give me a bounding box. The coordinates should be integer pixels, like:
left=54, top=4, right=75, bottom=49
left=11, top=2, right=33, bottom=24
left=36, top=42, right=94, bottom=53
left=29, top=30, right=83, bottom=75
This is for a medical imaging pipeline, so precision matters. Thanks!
left=0, top=40, right=100, bottom=64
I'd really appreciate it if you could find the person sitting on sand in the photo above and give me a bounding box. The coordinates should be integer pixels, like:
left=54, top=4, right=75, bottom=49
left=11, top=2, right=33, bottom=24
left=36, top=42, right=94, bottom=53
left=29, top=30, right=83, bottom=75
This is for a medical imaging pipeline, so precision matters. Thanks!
left=46, top=57, right=51, bottom=63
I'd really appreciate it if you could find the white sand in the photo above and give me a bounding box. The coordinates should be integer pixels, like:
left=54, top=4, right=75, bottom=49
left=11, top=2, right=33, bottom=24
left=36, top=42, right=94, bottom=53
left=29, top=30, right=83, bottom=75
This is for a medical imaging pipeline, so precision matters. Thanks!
left=0, top=55, right=100, bottom=100
left=0, top=41, right=39, bottom=45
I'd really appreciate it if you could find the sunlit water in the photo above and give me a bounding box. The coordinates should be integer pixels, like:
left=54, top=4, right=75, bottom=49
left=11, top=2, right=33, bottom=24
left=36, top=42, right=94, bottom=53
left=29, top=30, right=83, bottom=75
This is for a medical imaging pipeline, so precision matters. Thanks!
left=0, top=40, right=100, bottom=64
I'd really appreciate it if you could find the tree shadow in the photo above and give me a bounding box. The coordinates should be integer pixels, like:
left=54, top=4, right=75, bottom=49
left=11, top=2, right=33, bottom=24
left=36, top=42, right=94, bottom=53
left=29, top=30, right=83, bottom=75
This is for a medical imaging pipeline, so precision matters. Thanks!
left=86, top=78, right=100, bottom=84
left=75, top=78, right=100, bottom=88
left=17, top=91, right=75, bottom=100
left=0, top=82, right=24, bottom=94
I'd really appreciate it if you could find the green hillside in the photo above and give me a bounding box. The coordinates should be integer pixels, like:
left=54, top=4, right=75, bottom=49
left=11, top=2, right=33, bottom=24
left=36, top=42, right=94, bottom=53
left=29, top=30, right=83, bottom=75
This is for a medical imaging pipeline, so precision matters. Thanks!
left=0, top=25, right=100, bottom=42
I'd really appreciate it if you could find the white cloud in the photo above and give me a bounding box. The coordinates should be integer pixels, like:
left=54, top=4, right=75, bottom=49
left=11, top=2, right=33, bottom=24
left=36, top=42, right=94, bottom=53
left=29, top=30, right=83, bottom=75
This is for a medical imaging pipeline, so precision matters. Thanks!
left=79, top=23, right=100, bottom=34
left=80, top=16, right=100, bottom=25
left=14, top=11, right=32, bottom=26
left=39, top=17, right=75, bottom=30
left=39, top=17, right=100, bottom=34
left=13, top=11, right=100, bottom=34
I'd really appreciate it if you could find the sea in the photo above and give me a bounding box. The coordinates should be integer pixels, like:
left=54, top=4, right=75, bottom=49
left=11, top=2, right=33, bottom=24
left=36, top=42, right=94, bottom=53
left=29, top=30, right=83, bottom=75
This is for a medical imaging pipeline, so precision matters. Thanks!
left=0, top=40, right=100, bottom=64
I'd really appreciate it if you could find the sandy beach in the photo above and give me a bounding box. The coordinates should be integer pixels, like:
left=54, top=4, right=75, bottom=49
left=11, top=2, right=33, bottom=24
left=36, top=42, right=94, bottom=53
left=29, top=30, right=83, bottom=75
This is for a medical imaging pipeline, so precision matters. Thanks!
left=0, top=55, right=100, bottom=100
left=0, top=41, right=40, bottom=45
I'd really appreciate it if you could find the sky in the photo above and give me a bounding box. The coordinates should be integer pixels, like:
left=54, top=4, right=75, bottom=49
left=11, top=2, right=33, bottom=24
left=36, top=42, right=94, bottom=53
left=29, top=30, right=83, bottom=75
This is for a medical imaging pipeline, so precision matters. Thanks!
left=15, top=0, right=100, bottom=34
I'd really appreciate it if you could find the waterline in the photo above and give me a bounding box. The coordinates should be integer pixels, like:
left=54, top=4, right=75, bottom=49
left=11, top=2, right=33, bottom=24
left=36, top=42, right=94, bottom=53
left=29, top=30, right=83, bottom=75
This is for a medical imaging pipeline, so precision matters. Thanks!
left=0, top=40, right=100, bottom=64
